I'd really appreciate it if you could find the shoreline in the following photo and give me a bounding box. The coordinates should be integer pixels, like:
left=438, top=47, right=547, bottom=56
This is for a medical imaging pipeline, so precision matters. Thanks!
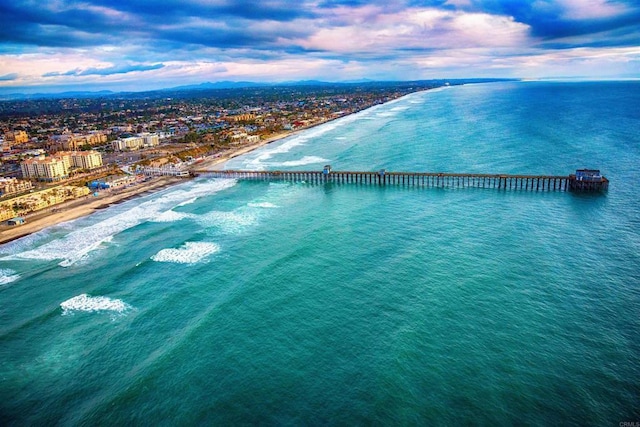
left=0, top=176, right=183, bottom=245
left=0, top=90, right=428, bottom=245
left=0, top=123, right=317, bottom=245
left=194, top=121, right=331, bottom=171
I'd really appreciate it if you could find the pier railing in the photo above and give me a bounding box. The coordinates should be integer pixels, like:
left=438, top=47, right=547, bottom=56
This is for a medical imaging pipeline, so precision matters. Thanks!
left=192, top=170, right=608, bottom=192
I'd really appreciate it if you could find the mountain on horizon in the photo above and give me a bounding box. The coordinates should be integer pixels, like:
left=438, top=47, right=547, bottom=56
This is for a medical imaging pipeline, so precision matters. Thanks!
left=166, top=81, right=270, bottom=91
left=0, top=78, right=517, bottom=101
left=0, top=90, right=115, bottom=101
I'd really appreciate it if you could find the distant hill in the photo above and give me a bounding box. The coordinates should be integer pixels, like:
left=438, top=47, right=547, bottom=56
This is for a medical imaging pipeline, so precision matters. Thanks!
left=166, top=81, right=269, bottom=91
left=0, top=90, right=115, bottom=101
left=0, top=78, right=518, bottom=101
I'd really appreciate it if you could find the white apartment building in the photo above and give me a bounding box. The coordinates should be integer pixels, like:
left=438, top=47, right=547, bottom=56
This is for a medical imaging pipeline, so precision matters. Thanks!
left=113, top=136, right=144, bottom=151
left=21, top=151, right=103, bottom=181
left=139, top=133, right=160, bottom=147
left=57, top=151, right=103, bottom=170
left=21, top=156, right=68, bottom=181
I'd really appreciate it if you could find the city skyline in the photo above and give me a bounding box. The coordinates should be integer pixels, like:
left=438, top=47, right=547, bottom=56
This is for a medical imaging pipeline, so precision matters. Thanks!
left=1, top=0, right=639, bottom=93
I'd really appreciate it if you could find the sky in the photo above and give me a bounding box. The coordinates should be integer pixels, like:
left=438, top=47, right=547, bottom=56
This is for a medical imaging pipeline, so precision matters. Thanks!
left=0, top=0, right=639, bottom=93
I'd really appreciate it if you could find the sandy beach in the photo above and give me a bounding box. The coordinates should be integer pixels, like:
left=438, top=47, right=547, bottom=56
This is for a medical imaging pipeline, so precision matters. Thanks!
left=0, top=127, right=304, bottom=245
left=0, top=176, right=184, bottom=244
left=194, top=127, right=310, bottom=171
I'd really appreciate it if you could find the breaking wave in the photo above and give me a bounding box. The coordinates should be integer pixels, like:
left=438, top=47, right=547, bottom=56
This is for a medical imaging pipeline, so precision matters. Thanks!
left=150, top=210, right=194, bottom=223
left=3, top=179, right=236, bottom=267
left=275, top=156, right=330, bottom=167
left=196, top=209, right=258, bottom=234
left=60, top=294, right=132, bottom=315
left=151, top=242, right=220, bottom=264
left=0, top=268, right=20, bottom=285
left=177, top=197, right=198, bottom=207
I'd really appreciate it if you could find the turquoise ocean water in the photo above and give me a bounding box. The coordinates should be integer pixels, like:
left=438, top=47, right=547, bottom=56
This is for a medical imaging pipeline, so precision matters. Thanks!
left=1, top=81, right=639, bottom=425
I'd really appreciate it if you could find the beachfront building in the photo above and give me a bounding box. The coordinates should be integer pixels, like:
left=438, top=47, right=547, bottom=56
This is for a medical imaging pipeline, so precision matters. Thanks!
left=230, top=133, right=248, bottom=144
left=89, top=174, right=136, bottom=190
left=56, top=151, right=103, bottom=170
left=20, top=155, right=68, bottom=182
left=71, top=151, right=103, bottom=170
left=138, top=166, right=190, bottom=177
left=0, top=177, right=33, bottom=197
left=136, top=159, right=190, bottom=177
left=139, top=133, right=160, bottom=147
left=0, top=185, right=91, bottom=220
left=0, top=204, right=17, bottom=222
left=112, top=136, right=144, bottom=151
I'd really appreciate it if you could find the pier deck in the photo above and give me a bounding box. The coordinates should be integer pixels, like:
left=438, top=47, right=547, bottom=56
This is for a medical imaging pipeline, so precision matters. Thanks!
left=192, top=169, right=609, bottom=192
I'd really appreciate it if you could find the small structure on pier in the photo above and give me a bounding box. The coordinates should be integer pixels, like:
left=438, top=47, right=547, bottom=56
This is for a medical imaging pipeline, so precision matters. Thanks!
left=323, top=165, right=332, bottom=175
left=568, top=169, right=609, bottom=192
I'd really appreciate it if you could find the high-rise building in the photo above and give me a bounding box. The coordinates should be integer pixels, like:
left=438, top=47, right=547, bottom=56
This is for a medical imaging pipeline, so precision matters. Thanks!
left=20, top=156, right=68, bottom=181
left=56, top=151, right=103, bottom=170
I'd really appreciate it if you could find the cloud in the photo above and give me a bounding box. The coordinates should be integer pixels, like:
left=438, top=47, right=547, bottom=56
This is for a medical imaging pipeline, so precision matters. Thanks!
left=43, top=63, right=165, bottom=77
left=0, top=0, right=639, bottom=90
left=458, top=0, right=640, bottom=42
left=295, top=7, right=529, bottom=55
left=0, top=73, right=19, bottom=81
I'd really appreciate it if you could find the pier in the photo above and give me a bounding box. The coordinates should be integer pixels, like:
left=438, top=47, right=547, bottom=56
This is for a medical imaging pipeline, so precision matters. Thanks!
left=193, top=167, right=608, bottom=192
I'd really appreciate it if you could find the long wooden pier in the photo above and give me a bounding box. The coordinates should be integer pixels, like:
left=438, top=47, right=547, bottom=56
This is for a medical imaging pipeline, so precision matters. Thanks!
left=192, top=168, right=608, bottom=192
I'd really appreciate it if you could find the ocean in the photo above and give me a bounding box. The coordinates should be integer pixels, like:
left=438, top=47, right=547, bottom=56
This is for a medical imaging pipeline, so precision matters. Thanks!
left=1, top=81, right=638, bottom=425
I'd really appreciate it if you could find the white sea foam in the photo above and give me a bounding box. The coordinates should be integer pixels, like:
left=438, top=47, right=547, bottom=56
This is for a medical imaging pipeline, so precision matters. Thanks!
left=275, top=156, right=329, bottom=167
left=151, top=210, right=193, bottom=223
left=248, top=202, right=279, bottom=209
left=177, top=197, right=198, bottom=207
left=197, top=210, right=258, bottom=234
left=151, top=242, right=220, bottom=264
left=58, top=236, right=113, bottom=267
left=0, top=268, right=20, bottom=285
left=231, top=113, right=369, bottom=170
left=376, top=111, right=398, bottom=118
left=0, top=229, right=52, bottom=256
left=60, top=294, right=131, bottom=315
left=2, top=179, right=236, bottom=266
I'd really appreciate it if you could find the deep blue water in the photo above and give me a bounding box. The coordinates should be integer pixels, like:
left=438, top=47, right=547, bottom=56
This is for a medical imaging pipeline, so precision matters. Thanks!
left=1, top=81, right=639, bottom=425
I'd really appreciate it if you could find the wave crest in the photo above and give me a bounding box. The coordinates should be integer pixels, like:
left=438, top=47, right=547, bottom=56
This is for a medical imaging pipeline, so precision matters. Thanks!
left=151, top=242, right=220, bottom=264
left=0, top=269, right=20, bottom=285
left=60, top=294, right=132, bottom=315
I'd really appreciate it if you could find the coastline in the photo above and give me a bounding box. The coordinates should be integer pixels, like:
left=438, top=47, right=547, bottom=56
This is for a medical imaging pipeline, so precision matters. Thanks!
left=194, top=124, right=326, bottom=171
left=0, top=176, right=183, bottom=244
left=0, top=90, right=427, bottom=246
left=0, top=124, right=314, bottom=245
